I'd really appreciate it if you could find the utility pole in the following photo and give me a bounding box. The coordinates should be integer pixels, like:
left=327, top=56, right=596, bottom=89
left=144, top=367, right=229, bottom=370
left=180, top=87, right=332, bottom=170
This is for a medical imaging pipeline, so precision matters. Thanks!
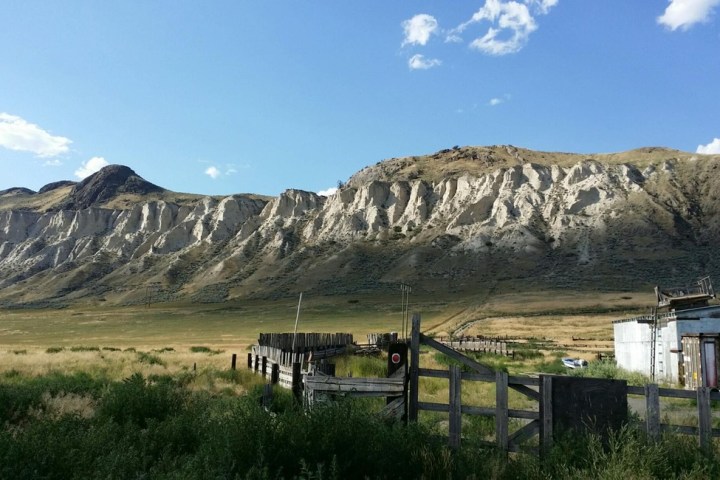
left=291, top=292, right=303, bottom=353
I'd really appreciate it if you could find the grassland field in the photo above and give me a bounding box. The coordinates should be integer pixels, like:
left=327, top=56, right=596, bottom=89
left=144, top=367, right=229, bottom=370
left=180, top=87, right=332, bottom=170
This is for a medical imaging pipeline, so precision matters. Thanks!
left=2, top=289, right=719, bottom=479
left=0, top=289, right=656, bottom=383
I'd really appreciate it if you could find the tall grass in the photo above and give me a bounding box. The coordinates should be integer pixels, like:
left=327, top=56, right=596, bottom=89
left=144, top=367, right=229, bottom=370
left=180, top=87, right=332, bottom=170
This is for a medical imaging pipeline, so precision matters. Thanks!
left=1, top=370, right=718, bottom=479
left=571, top=359, right=651, bottom=385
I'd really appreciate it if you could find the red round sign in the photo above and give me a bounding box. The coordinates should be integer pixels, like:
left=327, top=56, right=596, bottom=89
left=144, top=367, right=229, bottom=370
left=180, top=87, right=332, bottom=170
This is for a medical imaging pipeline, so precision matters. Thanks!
left=391, top=353, right=401, bottom=364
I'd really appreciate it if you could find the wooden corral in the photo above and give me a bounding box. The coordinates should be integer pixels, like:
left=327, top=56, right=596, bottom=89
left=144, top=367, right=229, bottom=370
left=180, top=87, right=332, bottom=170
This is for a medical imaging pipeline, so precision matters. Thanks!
left=242, top=317, right=720, bottom=455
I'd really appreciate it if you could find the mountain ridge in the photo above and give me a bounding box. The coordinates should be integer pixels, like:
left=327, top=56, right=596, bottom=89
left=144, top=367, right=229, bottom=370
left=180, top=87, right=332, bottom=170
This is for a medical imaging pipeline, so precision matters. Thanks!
left=0, top=145, right=718, bottom=307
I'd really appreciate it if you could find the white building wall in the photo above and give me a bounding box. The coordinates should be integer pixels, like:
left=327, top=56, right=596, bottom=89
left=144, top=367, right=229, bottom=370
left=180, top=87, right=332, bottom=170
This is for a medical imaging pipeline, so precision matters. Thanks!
left=614, top=321, right=652, bottom=376
left=614, top=306, right=720, bottom=386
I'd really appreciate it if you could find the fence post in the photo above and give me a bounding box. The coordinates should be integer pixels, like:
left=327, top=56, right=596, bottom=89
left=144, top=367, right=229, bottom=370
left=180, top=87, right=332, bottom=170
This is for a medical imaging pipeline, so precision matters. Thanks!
left=247, top=353, right=252, bottom=369
left=292, top=362, right=302, bottom=402
left=231, top=353, right=237, bottom=370
left=262, top=356, right=268, bottom=378
left=449, top=364, right=462, bottom=449
left=409, top=313, right=421, bottom=422
left=254, top=355, right=259, bottom=372
left=645, top=384, right=660, bottom=441
left=697, top=387, right=712, bottom=454
left=271, top=363, right=279, bottom=384
left=496, top=371, right=509, bottom=453
left=541, top=375, right=553, bottom=456
left=262, top=383, right=273, bottom=409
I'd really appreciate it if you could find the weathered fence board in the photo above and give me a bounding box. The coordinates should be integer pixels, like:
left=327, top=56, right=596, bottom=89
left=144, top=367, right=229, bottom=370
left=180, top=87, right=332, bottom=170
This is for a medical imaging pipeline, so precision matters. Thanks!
left=258, top=333, right=353, bottom=351
left=304, top=376, right=405, bottom=395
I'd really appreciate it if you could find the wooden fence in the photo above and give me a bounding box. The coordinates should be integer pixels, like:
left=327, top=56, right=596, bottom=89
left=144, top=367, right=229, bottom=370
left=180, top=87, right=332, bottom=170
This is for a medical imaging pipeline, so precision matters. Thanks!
left=408, top=313, right=720, bottom=454
left=242, top=317, right=720, bottom=455
left=251, top=345, right=305, bottom=366
left=410, top=316, right=541, bottom=452
left=367, top=332, right=398, bottom=347
left=258, top=332, right=353, bottom=351
left=628, top=384, right=720, bottom=452
left=437, top=337, right=514, bottom=357
left=247, top=348, right=406, bottom=417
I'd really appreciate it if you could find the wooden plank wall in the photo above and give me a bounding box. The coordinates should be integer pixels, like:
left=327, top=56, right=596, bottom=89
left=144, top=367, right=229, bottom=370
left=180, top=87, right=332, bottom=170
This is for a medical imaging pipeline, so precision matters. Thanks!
left=258, top=333, right=353, bottom=351
left=252, top=345, right=307, bottom=366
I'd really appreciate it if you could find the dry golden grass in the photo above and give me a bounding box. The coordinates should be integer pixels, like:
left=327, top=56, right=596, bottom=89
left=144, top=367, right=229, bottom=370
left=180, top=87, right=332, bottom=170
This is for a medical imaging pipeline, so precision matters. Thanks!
left=0, top=347, right=265, bottom=396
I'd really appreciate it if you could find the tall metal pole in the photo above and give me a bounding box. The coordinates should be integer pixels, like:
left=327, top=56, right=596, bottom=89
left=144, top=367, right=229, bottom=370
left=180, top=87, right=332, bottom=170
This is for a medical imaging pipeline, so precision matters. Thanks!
left=405, top=286, right=411, bottom=339
left=400, top=284, right=405, bottom=340
left=400, top=284, right=411, bottom=340
left=291, top=292, right=303, bottom=352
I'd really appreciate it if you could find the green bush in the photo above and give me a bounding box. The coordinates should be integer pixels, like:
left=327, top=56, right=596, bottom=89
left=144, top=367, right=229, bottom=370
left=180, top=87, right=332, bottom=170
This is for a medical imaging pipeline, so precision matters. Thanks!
left=189, top=346, right=223, bottom=355
left=571, top=360, right=651, bottom=386
left=69, top=346, right=100, bottom=352
left=0, top=371, right=105, bottom=424
left=137, top=352, right=165, bottom=366
left=97, top=373, right=183, bottom=428
left=535, top=357, right=568, bottom=374
left=45, top=347, right=64, bottom=353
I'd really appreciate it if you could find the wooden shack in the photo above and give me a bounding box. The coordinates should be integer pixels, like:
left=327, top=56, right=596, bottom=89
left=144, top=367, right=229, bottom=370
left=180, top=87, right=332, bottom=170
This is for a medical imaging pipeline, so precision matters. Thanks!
left=614, top=277, right=720, bottom=388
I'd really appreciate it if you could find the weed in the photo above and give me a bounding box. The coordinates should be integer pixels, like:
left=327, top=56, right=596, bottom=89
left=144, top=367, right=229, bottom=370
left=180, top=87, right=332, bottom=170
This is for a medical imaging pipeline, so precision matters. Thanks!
left=46, top=347, right=64, bottom=354
left=189, top=346, right=223, bottom=355
left=572, top=360, right=650, bottom=386
left=0, top=370, right=718, bottom=479
left=152, top=347, right=175, bottom=353
left=137, top=352, right=165, bottom=367
left=334, top=355, right=386, bottom=377
left=534, top=358, right=567, bottom=374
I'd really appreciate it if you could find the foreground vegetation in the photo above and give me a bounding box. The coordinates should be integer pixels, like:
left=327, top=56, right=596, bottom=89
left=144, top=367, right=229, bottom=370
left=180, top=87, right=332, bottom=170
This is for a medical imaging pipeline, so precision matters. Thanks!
left=1, top=364, right=719, bottom=479
left=0, top=291, right=712, bottom=478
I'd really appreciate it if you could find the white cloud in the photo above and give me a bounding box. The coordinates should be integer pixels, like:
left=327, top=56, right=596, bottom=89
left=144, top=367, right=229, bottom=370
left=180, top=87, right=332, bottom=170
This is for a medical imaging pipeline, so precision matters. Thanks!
left=526, top=0, right=558, bottom=15
left=317, top=187, right=338, bottom=197
left=204, top=164, right=240, bottom=179
left=0, top=113, right=71, bottom=157
left=450, top=0, right=557, bottom=55
left=205, top=166, right=221, bottom=179
left=43, top=159, right=62, bottom=167
left=658, top=0, right=720, bottom=30
left=697, top=138, right=720, bottom=154
left=402, top=14, right=439, bottom=46
left=75, top=157, right=109, bottom=179
left=408, top=54, right=442, bottom=70
left=488, top=93, right=512, bottom=106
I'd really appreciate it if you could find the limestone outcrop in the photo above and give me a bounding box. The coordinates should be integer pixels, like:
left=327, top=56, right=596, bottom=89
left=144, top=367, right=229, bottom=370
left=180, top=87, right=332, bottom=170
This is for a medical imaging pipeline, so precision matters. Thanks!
left=0, top=147, right=718, bottom=305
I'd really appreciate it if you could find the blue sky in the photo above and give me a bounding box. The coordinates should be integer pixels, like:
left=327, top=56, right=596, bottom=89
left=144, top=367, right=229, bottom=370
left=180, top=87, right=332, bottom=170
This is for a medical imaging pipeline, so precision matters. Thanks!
left=1, top=0, right=719, bottom=196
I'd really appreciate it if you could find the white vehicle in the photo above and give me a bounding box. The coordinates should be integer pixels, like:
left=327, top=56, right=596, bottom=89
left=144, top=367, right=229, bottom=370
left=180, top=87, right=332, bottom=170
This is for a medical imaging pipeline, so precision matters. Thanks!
left=562, top=357, right=588, bottom=369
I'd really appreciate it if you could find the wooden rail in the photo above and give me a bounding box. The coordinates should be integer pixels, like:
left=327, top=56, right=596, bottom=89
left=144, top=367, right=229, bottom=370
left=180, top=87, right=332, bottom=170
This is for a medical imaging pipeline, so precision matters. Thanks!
left=437, top=339, right=514, bottom=357
left=628, top=384, right=720, bottom=453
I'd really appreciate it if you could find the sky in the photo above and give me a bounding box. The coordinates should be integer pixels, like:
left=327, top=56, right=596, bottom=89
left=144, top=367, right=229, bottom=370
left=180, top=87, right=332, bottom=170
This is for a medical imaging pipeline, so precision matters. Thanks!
left=1, top=0, right=719, bottom=197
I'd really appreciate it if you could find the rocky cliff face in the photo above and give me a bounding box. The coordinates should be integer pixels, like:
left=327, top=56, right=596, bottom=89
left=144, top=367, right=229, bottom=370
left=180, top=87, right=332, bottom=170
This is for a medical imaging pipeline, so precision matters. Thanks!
left=1, top=147, right=719, bottom=306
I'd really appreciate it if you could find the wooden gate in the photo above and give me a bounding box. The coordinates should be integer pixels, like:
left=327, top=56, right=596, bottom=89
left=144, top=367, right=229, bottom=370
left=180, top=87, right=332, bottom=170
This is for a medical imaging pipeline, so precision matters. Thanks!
left=408, top=313, right=542, bottom=453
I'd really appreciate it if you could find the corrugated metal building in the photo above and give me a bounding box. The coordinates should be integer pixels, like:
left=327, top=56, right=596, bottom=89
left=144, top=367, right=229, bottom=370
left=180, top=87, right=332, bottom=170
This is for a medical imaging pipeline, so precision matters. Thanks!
left=613, top=278, right=720, bottom=388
